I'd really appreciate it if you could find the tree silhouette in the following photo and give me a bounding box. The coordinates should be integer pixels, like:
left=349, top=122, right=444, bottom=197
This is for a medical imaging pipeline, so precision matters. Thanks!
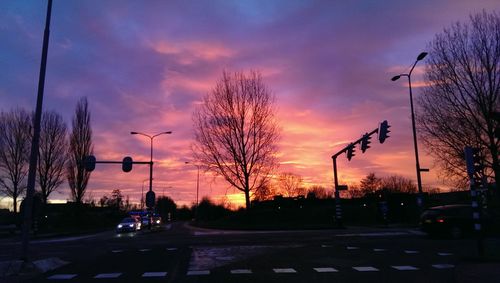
left=418, top=11, right=500, bottom=187
left=66, top=97, right=93, bottom=204
left=193, top=70, right=280, bottom=209
left=37, top=111, right=67, bottom=204
left=0, top=109, right=31, bottom=212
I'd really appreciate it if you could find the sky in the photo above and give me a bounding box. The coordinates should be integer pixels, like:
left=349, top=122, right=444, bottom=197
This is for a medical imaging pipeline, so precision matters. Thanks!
left=0, top=0, right=498, bottom=209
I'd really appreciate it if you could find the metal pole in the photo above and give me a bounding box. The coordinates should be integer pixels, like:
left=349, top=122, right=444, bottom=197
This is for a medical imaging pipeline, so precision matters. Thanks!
left=21, top=0, right=52, bottom=261
left=407, top=74, right=424, bottom=208
left=149, top=137, right=153, bottom=193
left=332, top=156, right=342, bottom=227
left=196, top=165, right=200, bottom=208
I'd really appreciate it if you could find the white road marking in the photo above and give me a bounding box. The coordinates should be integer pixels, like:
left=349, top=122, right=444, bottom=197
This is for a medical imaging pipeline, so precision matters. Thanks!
left=346, top=246, right=359, bottom=250
left=273, top=268, right=297, bottom=273
left=111, top=250, right=123, bottom=253
left=336, top=232, right=409, bottom=237
left=230, top=269, right=252, bottom=274
left=432, top=264, right=455, bottom=269
left=321, top=244, right=333, bottom=248
left=404, top=250, right=419, bottom=254
left=187, top=270, right=210, bottom=275
left=314, top=267, right=338, bottom=273
left=373, top=248, right=386, bottom=252
left=139, top=248, right=151, bottom=252
left=353, top=266, right=379, bottom=272
left=166, top=247, right=178, bottom=251
left=438, top=252, right=453, bottom=256
left=392, top=265, right=419, bottom=271
left=142, top=272, right=167, bottom=277
left=94, top=273, right=122, bottom=279
left=47, top=274, right=77, bottom=280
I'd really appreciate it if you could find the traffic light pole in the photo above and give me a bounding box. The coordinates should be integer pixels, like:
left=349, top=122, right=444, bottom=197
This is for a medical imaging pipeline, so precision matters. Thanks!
left=331, top=127, right=379, bottom=227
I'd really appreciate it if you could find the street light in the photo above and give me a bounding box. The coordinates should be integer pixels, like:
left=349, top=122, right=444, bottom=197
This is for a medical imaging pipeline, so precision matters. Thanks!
left=130, top=131, right=172, bottom=208
left=391, top=52, right=428, bottom=208
left=185, top=162, right=200, bottom=209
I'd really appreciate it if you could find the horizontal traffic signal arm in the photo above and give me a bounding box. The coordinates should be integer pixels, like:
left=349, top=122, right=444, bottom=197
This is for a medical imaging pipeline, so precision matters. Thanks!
left=331, top=127, right=379, bottom=160
left=83, top=155, right=152, bottom=172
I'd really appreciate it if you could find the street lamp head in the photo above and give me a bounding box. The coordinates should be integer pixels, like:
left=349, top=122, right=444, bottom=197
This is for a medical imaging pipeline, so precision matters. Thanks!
left=163, top=131, right=172, bottom=135
left=391, top=75, right=401, bottom=81
left=417, top=52, right=428, bottom=61
left=185, top=161, right=189, bottom=164
left=130, top=131, right=138, bottom=135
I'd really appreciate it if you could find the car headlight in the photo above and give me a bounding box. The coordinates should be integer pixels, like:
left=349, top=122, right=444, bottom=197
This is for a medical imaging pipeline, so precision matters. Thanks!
left=129, top=224, right=134, bottom=227
left=156, top=220, right=160, bottom=224
left=117, top=224, right=123, bottom=228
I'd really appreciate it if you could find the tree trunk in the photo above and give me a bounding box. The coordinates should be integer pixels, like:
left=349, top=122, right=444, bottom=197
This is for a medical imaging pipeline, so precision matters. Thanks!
left=13, top=196, right=17, bottom=213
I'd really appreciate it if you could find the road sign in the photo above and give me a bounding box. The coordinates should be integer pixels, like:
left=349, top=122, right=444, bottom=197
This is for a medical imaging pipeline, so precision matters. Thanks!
left=337, top=185, right=348, bottom=191
left=146, top=190, right=156, bottom=208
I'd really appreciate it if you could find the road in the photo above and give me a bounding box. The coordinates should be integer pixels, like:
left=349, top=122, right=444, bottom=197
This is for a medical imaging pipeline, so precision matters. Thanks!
left=2, top=222, right=498, bottom=282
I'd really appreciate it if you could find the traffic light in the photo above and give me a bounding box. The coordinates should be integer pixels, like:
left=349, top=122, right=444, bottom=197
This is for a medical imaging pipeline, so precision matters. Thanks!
left=361, top=133, right=371, bottom=153
left=347, top=143, right=356, bottom=161
left=122, top=156, right=133, bottom=172
left=84, top=155, right=96, bottom=172
left=378, top=120, right=391, bottom=143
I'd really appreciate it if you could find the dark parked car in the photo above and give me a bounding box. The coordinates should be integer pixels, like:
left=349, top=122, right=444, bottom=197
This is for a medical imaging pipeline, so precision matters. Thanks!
left=420, top=204, right=488, bottom=238
left=116, top=217, right=141, bottom=233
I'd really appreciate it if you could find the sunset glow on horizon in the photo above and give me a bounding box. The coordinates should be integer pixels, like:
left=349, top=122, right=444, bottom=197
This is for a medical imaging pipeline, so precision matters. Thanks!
left=1, top=0, right=498, bottom=210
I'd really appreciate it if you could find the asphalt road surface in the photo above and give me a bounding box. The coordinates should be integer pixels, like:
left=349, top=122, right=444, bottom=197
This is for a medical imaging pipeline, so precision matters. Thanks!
left=2, top=222, right=498, bottom=282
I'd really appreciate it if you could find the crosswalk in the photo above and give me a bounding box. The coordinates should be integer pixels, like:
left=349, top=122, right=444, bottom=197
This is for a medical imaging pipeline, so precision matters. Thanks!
left=46, top=263, right=456, bottom=280
left=44, top=244, right=457, bottom=280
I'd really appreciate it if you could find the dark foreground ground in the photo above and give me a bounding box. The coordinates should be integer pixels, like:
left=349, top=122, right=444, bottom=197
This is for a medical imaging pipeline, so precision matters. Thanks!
left=1, top=222, right=500, bottom=283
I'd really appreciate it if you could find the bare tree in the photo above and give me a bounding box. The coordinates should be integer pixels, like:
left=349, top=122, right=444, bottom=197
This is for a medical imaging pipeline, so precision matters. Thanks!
left=278, top=172, right=304, bottom=197
left=253, top=180, right=276, bottom=201
left=37, top=111, right=67, bottom=204
left=67, top=97, right=93, bottom=204
left=307, top=185, right=332, bottom=199
left=359, top=173, right=381, bottom=196
left=380, top=175, right=417, bottom=194
left=418, top=11, right=500, bottom=187
left=193, top=70, right=280, bottom=209
left=0, top=109, right=32, bottom=212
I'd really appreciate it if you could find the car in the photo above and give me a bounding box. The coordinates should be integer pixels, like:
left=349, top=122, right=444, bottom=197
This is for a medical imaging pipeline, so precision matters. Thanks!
left=420, top=204, right=485, bottom=238
left=141, top=216, right=151, bottom=228
left=152, top=216, right=162, bottom=227
left=116, top=217, right=141, bottom=233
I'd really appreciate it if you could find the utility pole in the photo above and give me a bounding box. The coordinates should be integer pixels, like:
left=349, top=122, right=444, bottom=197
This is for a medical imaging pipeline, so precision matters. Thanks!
left=22, top=0, right=53, bottom=262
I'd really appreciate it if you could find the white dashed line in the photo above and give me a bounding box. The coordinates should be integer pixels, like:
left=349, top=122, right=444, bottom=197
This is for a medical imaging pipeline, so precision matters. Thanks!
left=432, top=264, right=455, bottom=269
left=187, top=270, right=210, bottom=276
left=438, top=252, right=453, bottom=256
left=353, top=266, right=379, bottom=272
left=230, top=269, right=252, bottom=274
left=142, top=272, right=167, bottom=277
left=111, top=250, right=123, bottom=253
left=166, top=248, right=178, bottom=251
left=139, top=249, right=151, bottom=252
left=392, top=265, right=419, bottom=271
left=273, top=268, right=297, bottom=273
left=346, top=246, right=359, bottom=250
left=404, top=250, right=419, bottom=254
left=47, top=274, right=77, bottom=280
left=314, top=267, right=338, bottom=273
left=373, top=248, right=386, bottom=252
left=94, top=273, right=122, bottom=279
left=321, top=244, right=333, bottom=248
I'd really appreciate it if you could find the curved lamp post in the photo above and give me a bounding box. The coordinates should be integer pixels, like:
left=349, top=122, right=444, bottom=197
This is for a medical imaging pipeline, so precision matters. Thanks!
left=130, top=131, right=172, bottom=199
left=391, top=52, right=428, bottom=208
left=185, top=162, right=200, bottom=208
